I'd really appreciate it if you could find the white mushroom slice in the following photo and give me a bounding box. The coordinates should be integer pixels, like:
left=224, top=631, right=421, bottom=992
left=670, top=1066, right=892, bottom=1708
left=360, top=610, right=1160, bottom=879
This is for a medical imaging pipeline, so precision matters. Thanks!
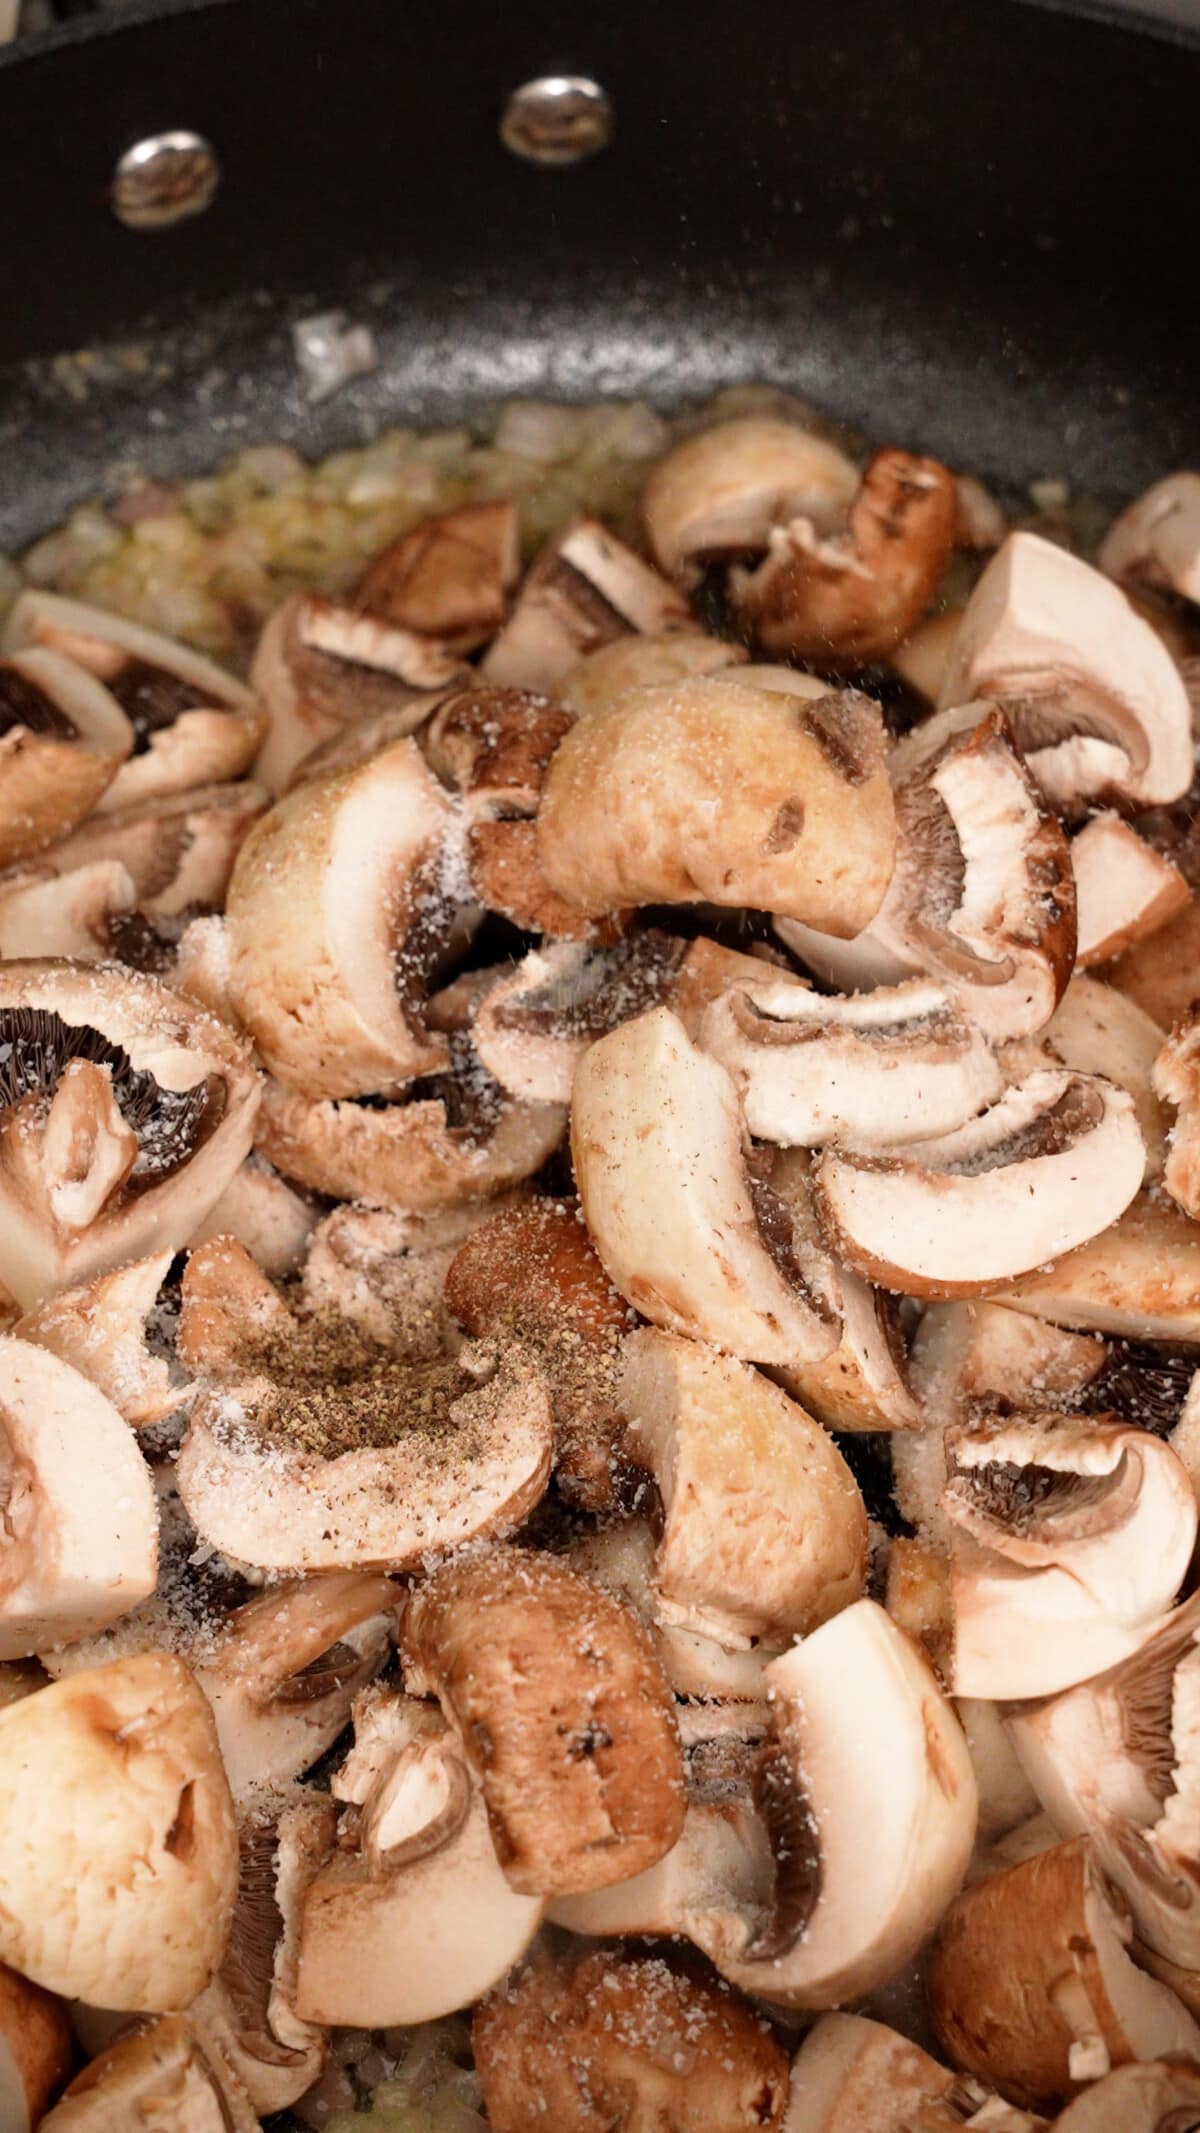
left=566, top=1516, right=773, bottom=1702
left=39, top=2015, right=258, bottom=2132
left=4, top=590, right=265, bottom=811
left=619, top=1329, right=868, bottom=1646
left=0, top=1653, right=238, bottom=2009
left=1153, top=1006, right=1200, bottom=1221
left=38, top=781, right=268, bottom=917
left=937, top=533, right=1193, bottom=809
left=573, top=1007, right=838, bottom=1366
left=995, top=1191, right=1200, bottom=1340
left=14, top=1250, right=179, bottom=1427
left=955, top=474, right=1009, bottom=552
left=0, top=960, right=259, bottom=1308
left=926, top=1836, right=1200, bottom=2112
left=0, top=860, right=137, bottom=960
left=700, top=977, right=1003, bottom=1149
left=0, top=1964, right=72, bottom=2133
left=1099, top=473, right=1200, bottom=604
left=1052, top=2060, right=1200, bottom=2131
left=1035, top=976, right=1169, bottom=1178
left=782, top=2013, right=1001, bottom=2133
left=226, top=738, right=467, bottom=1099
left=294, top=1692, right=543, bottom=2027
left=482, top=516, right=694, bottom=690
left=641, top=416, right=859, bottom=582
left=1071, top=813, right=1189, bottom=967
left=813, top=1070, right=1145, bottom=1298
left=944, top=1416, right=1197, bottom=1699
left=191, top=1156, right=317, bottom=1278
left=537, top=680, right=896, bottom=933
left=0, top=1337, right=157, bottom=1659
left=558, top=630, right=745, bottom=714
left=473, top=1945, right=790, bottom=2133
left=959, top=1697, right=1041, bottom=1847
left=890, top=607, right=965, bottom=704
left=0, top=650, right=134, bottom=865
left=693, top=1599, right=977, bottom=2008
left=1100, top=893, right=1200, bottom=1054
left=402, top=1549, right=685, bottom=1896
left=356, top=498, right=520, bottom=650
left=170, top=914, right=237, bottom=1023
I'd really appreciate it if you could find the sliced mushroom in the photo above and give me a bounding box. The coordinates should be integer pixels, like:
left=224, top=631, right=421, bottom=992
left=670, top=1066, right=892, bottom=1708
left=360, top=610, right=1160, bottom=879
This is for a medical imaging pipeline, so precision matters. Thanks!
left=890, top=607, right=965, bottom=705
left=1102, top=893, right=1200, bottom=1034
left=1034, top=976, right=1169, bottom=1178
left=0, top=649, right=134, bottom=865
left=356, top=497, right=520, bottom=649
left=995, top=1191, right=1200, bottom=1341
left=537, top=679, right=896, bottom=932
left=0, top=1652, right=238, bottom=2009
left=473, top=1944, right=790, bottom=2133
left=191, top=1156, right=317, bottom=1279
left=299, top=1196, right=469, bottom=1353
left=813, top=1070, right=1145, bottom=1298
left=885, top=1536, right=954, bottom=1679
left=1051, top=2059, right=1200, bottom=2131
left=958, top=1698, right=1041, bottom=1848
left=730, top=448, right=958, bottom=665
left=294, top=1690, right=543, bottom=2027
left=1152, top=1006, right=1200, bottom=1220
left=937, top=533, right=1193, bottom=809
left=572, top=1006, right=838, bottom=1366
left=0, top=960, right=260, bottom=1308
left=566, top=1515, right=773, bottom=1702
left=944, top=1415, right=1196, bottom=1698
left=39, top=2015, right=258, bottom=2133
left=619, top=1327, right=868, bottom=1645
left=1099, top=473, right=1200, bottom=606
left=782, top=2012, right=1005, bottom=2133
left=641, top=416, right=859, bottom=583
left=955, top=473, right=1009, bottom=552
left=0, top=859, right=138, bottom=961
left=693, top=1599, right=977, bottom=2007
left=926, top=1836, right=1200, bottom=2111
left=1169, top=1368, right=1200, bottom=1502
left=0, top=1965, right=71, bottom=2133
left=701, top=976, right=1003, bottom=1149
left=1071, top=813, right=1190, bottom=967
left=14, top=1249, right=179, bottom=1427
left=401, top=1548, right=685, bottom=1894
left=482, top=517, right=694, bottom=690
left=420, top=681, right=572, bottom=818
left=37, top=780, right=269, bottom=917
left=558, top=630, right=746, bottom=714
left=4, top=590, right=265, bottom=811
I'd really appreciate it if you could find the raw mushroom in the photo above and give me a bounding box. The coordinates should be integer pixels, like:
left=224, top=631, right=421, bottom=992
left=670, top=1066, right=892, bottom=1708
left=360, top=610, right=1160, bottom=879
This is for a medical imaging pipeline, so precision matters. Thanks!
left=0, top=959, right=260, bottom=1309
left=401, top=1548, right=686, bottom=1895
left=889, top=606, right=965, bottom=705
left=0, top=1652, right=238, bottom=2009
left=955, top=473, right=1009, bottom=552
left=482, top=516, right=694, bottom=690
left=38, top=2015, right=258, bottom=2132
left=557, top=630, right=747, bottom=714
left=936, top=532, right=1193, bottom=810
left=618, top=1327, right=868, bottom=1645
left=782, top=2012, right=1025, bottom=2133
left=356, top=498, right=520, bottom=650
left=536, top=679, right=896, bottom=933
left=0, top=649, right=134, bottom=864
left=926, top=1836, right=1200, bottom=2111
left=572, top=1006, right=839, bottom=1367
left=3, top=590, right=266, bottom=811
left=1099, top=473, right=1200, bottom=605
left=14, top=1249, right=179, bottom=1427
left=0, top=861, right=139, bottom=961
left=730, top=448, right=958, bottom=665
left=473, top=1944, right=790, bottom=2133
left=641, top=415, right=860, bottom=583
left=293, top=1690, right=543, bottom=2027
left=0, top=1963, right=72, bottom=2133
left=1050, top=2059, right=1200, bottom=2130
left=567, top=1516, right=774, bottom=1702
left=191, top=1156, right=318, bottom=1278
left=993, top=1191, right=1200, bottom=1341
left=943, top=1415, right=1197, bottom=1699
left=1070, top=813, right=1189, bottom=967
left=1033, top=976, right=1170, bottom=1179
left=1152, top=1006, right=1200, bottom=1220
left=34, top=780, right=269, bottom=918
left=299, top=1195, right=486, bottom=1350
left=958, top=1697, right=1041, bottom=1849
left=1100, top=896, right=1200, bottom=1051
left=812, top=1069, right=1146, bottom=1298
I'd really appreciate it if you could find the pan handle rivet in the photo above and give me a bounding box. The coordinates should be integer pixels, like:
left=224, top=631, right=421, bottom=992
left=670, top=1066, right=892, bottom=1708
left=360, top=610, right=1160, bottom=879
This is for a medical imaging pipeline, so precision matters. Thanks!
left=111, top=130, right=221, bottom=231
left=500, top=75, right=613, bottom=166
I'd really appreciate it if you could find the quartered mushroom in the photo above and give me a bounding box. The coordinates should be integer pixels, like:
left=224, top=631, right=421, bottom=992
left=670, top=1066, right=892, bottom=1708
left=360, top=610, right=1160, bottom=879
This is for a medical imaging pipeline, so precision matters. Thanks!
left=1051, top=2059, right=1200, bottom=2130
left=572, top=1006, right=839, bottom=1367
left=958, top=1697, right=1041, bottom=1849
left=39, top=2015, right=258, bottom=2133
left=0, top=860, right=138, bottom=962
left=537, top=679, right=896, bottom=932
left=889, top=606, right=965, bottom=705
left=557, top=629, right=746, bottom=714
left=1152, top=1005, right=1200, bottom=1220
left=618, top=1327, right=868, bottom=1646
left=926, top=1836, right=1200, bottom=2111
left=955, top=472, right=1009, bottom=552
left=0, top=1965, right=72, bottom=2133
left=943, top=1415, right=1197, bottom=1699
left=473, top=1944, right=790, bottom=2133
left=356, top=497, right=520, bottom=650
left=1097, top=889, right=1200, bottom=1056
left=4, top=590, right=266, bottom=811
left=1070, top=812, right=1189, bottom=968
left=641, top=415, right=860, bottom=583
left=0, top=1652, right=238, bottom=2009
left=566, top=1516, right=773, bottom=1702
left=299, top=1195, right=477, bottom=1351
left=1099, top=472, right=1200, bottom=605
left=294, top=1690, right=544, bottom=2028
left=191, top=1155, right=318, bottom=1278
left=1031, top=975, right=1170, bottom=1178
left=783, top=2012, right=1030, bottom=2133
left=994, top=1191, right=1200, bottom=1341
left=937, top=532, right=1194, bottom=810
left=812, top=1069, right=1146, bottom=1298
left=14, top=1249, right=179, bottom=1427
left=482, top=516, right=694, bottom=690
left=35, top=780, right=269, bottom=918
left=0, top=649, right=134, bottom=865
left=401, top=1548, right=686, bottom=1895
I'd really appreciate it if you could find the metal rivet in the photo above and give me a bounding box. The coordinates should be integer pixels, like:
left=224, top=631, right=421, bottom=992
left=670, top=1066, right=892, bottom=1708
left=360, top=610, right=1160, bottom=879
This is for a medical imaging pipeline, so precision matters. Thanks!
left=500, top=75, right=613, bottom=167
left=111, top=130, right=220, bottom=231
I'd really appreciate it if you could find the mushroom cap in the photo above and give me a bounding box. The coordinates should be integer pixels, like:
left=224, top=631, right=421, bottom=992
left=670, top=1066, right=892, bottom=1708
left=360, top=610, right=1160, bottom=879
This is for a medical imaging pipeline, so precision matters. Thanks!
left=1071, top=812, right=1189, bottom=968
left=813, top=1070, right=1145, bottom=1298
left=38, top=2015, right=259, bottom=2132
left=558, top=630, right=746, bottom=714
left=357, top=497, right=520, bottom=649
left=0, top=649, right=134, bottom=865
left=15, top=1250, right=180, bottom=1427
left=0, top=1962, right=72, bottom=2133
left=401, top=1548, right=685, bottom=1895
left=537, top=679, right=896, bottom=932
left=1099, top=472, right=1200, bottom=604
left=994, top=1189, right=1200, bottom=1341
left=0, top=1652, right=238, bottom=2009
left=473, top=1945, right=790, bottom=2133
left=482, top=516, right=694, bottom=690
left=1050, top=2057, right=1200, bottom=2130
left=36, top=780, right=268, bottom=916
left=572, top=1006, right=839, bottom=1366
left=641, top=416, right=859, bottom=580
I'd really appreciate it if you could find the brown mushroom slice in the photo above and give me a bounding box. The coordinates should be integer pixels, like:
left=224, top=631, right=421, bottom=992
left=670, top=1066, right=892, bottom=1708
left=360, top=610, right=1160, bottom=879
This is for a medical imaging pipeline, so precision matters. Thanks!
left=474, top=1944, right=790, bottom=2133
left=693, top=1599, right=977, bottom=2008
left=402, top=1548, right=685, bottom=1895
left=192, top=1571, right=398, bottom=1805
left=294, top=1691, right=543, bottom=2027
left=701, top=977, right=1003, bottom=1150
left=0, top=859, right=138, bottom=960
left=226, top=738, right=468, bottom=1099
left=0, top=1964, right=72, bottom=2133
left=4, top=589, right=265, bottom=811
left=641, top=415, right=860, bottom=583
left=537, top=679, right=896, bottom=933
left=567, top=1515, right=773, bottom=1702
left=1153, top=1007, right=1200, bottom=1221
left=0, top=1653, right=238, bottom=2009
left=937, top=533, right=1193, bottom=809
left=482, top=517, right=694, bottom=690
left=730, top=448, right=958, bottom=665
left=357, top=498, right=520, bottom=650
left=783, top=2013, right=1023, bottom=2133
left=1099, top=474, right=1200, bottom=606
left=995, top=1191, right=1200, bottom=1341
left=1035, top=976, right=1169, bottom=1178
left=0, top=960, right=260, bottom=1308
left=191, top=1157, right=318, bottom=1279
left=558, top=630, right=746, bottom=714
left=573, top=1007, right=838, bottom=1367
left=926, top=1837, right=1200, bottom=2111
left=39, top=2015, right=258, bottom=2133
left=943, top=1415, right=1196, bottom=1699
left=813, top=1070, right=1145, bottom=1299
left=38, top=780, right=269, bottom=918
left=14, top=1249, right=179, bottom=1427
left=619, top=1328, right=868, bottom=1645
left=0, top=650, right=134, bottom=865
left=1052, top=2059, right=1200, bottom=2131
left=1071, top=813, right=1190, bottom=968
